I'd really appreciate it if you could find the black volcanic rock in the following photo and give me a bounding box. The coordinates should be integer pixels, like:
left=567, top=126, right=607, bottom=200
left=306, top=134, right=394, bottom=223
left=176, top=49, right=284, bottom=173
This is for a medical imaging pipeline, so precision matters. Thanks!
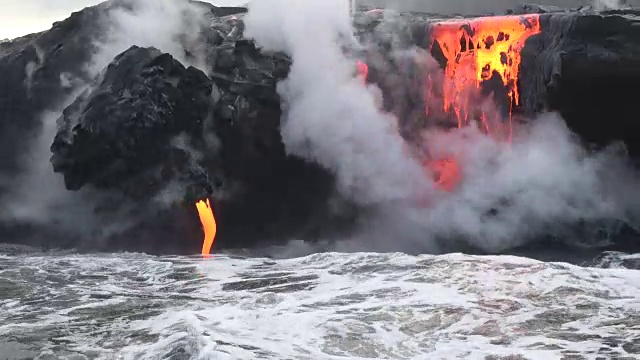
left=50, top=46, right=215, bottom=201
left=520, top=10, right=640, bottom=158
left=41, top=13, right=355, bottom=253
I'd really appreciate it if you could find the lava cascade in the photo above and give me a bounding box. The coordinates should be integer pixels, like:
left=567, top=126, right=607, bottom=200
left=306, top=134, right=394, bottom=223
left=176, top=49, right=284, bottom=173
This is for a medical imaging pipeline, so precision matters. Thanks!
left=195, top=199, right=217, bottom=256
left=428, top=14, right=541, bottom=137
left=424, top=15, right=540, bottom=190
left=356, top=15, right=540, bottom=192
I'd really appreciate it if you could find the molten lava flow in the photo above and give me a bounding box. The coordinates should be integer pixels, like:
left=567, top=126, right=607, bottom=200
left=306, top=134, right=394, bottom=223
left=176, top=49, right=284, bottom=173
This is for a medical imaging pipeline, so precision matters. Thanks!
left=354, top=58, right=462, bottom=192
left=427, top=158, right=460, bottom=192
left=195, top=199, right=217, bottom=256
left=356, top=59, right=369, bottom=82
left=429, top=15, right=540, bottom=132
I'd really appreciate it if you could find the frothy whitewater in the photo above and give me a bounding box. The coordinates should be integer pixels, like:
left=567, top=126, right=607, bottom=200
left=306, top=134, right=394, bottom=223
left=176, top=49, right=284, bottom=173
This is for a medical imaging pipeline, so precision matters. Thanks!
left=1, top=250, right=639, bottom=359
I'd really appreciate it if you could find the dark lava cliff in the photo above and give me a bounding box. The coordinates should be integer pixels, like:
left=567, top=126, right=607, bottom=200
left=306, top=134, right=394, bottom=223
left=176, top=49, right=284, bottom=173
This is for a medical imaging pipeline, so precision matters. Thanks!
left=0, top=0, right=639, bottom=256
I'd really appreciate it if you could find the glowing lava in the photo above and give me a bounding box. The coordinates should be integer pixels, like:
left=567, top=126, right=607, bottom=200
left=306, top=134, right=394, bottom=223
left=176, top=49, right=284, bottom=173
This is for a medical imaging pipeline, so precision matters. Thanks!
left=354, top=58, right=460, bottom=192
left=427, top=158, right=460, bottom=192
left=195, top=199, right=217, bottom=256
left=356, top=59, right=369, bottom=82
left=429, top=15, right=540, bottom=131
left=354, top=15, right=539, bottom=192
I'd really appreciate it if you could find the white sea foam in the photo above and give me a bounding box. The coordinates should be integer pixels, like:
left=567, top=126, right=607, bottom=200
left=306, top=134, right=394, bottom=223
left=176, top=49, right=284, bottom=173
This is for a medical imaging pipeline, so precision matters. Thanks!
left=0, top=252, right=638, bottom=359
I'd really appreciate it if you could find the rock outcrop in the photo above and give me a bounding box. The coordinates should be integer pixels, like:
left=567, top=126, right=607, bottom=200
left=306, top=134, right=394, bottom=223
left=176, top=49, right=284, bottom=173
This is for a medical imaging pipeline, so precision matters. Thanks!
left=520, top=10, right=640, bottom=158
left=51, top=46, right=215, bottom=199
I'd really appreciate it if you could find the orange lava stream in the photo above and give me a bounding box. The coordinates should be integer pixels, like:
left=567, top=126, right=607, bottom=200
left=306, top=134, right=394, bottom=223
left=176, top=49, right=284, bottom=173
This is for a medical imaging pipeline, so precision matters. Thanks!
left=355, top=15, right=539, bottom=193
left=356, top=60, right=369, bottom=83
left=195, top=199, right=217, bottom=256
left=427, top=158, right=460, bottom=192
left=430, top=15, right=540, bottom=131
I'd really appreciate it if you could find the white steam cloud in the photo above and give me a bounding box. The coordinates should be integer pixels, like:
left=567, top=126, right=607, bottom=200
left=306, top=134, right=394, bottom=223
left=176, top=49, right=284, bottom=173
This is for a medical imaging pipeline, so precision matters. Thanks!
left=359, top=0, right=633, bottom=15
left=245, top=0, right=639, bottom=253
left=245, top=0, right=431, bottom=206
left=593, top=0, right=624, bottom=10
left=89, top=0, right=212, bottom=76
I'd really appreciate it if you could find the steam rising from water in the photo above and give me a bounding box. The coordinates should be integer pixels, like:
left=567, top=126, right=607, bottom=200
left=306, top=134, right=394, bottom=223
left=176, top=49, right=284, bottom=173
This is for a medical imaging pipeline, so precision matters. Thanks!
left=246, top=0, right=430, bottom=206
left=245, top=0, right=639, bottom=253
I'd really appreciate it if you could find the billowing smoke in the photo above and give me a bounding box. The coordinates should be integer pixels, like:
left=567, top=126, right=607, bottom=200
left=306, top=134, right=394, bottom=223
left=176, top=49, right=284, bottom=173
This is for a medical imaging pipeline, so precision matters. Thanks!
left=416, top=115, right=638, bottom=252
left=593, top=0, right=624, bottom=10
left=89, top=0, right=212, bottom=76
left=245, top=0, right=431, bottom=206
left=0, top=104, right=95, bottom=235
left=245, top=0, right=639, bottom=254
left=360, top=0, right=632, bottom=15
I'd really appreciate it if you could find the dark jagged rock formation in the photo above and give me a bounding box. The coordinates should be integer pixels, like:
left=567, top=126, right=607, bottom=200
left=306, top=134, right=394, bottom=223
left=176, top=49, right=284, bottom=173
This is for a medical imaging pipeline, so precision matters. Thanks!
left=36, top=7, right=355, bottom=254
left=520, top=10, right=640, bottom=158
left=0, top=0, right=349, bottom=253
left=51, top=46, right=215, bottom=199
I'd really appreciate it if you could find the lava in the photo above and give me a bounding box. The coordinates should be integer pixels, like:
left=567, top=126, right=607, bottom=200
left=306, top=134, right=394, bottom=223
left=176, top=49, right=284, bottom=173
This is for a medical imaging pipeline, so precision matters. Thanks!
left=429, top=15, right=540, bottom=132
left=352, top=15, right=539, bottom=192
left=356, top=59, right=369, bottom=82
left=427, top=158, right=460, bottom=192
left=195, top=199, right=217, bottom=256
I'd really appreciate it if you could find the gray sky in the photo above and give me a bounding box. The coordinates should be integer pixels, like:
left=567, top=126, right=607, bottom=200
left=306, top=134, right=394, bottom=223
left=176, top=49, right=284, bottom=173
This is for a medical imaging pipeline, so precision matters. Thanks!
left=0, top=0, right=247, bottom=39
left=1, top=0, right=633, bottom=40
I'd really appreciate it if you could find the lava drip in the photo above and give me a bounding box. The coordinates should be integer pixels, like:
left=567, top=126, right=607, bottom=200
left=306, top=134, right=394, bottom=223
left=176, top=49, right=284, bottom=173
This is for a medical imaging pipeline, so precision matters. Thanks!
left=356, top=60, right=369, bottom=82
left=195, top=199, right=217, bottom=256
left=428, top=14, right=541, bottom=138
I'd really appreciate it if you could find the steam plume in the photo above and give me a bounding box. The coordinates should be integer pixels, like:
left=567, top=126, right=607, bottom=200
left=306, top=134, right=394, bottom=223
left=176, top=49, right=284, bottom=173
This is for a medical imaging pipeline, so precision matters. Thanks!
left=245, top=0, right=639, bottom=253
left=245, top=0, right=431, bottom=206
left=89, top=0, right=212, bottom=76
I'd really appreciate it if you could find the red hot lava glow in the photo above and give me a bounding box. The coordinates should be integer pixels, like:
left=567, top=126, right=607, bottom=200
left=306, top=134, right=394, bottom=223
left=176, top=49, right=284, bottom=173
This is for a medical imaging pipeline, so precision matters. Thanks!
left=428, top=15, right=541, bottom=135
left=356, top=15, right=541, bottom=192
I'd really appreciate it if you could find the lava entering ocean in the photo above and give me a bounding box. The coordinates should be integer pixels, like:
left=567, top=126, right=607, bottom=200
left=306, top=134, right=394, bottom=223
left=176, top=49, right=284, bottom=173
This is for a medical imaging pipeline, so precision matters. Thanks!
left=428, top=14, right=541, bottom=135
left=357, top=14, right=541, bottom=192
left=424, top=15, right=540, bottom=190
left=195, top=199, right=217, bottom=256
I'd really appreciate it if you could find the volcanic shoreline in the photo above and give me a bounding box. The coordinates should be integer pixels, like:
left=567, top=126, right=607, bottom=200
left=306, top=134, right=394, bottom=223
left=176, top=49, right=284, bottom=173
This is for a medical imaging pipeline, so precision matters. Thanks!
left=0, top=0, right=639, bottom=259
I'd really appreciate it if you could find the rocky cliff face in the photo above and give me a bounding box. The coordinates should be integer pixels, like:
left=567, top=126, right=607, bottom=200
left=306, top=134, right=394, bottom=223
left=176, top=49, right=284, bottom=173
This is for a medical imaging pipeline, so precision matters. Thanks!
left=0, top=0, right=638, bottom=255
left=520, top=10, right=640, bottom=158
